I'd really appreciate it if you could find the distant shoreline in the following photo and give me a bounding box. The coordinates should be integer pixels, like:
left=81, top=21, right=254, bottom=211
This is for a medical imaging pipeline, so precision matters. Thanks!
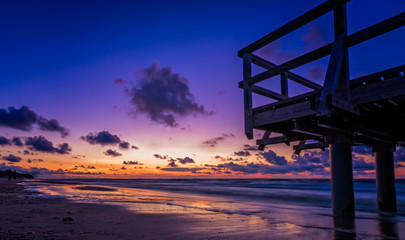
left=0, top=180, right=277, bottom=239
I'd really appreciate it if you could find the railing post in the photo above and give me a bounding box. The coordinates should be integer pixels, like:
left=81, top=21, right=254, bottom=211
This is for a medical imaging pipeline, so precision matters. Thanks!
left=243, top=53, right=253, bottom=139
left=280, top=72, right=288, bottom=97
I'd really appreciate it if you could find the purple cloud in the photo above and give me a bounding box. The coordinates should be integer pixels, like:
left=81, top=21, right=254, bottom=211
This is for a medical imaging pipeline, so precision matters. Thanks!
left=123, top=63, right=213, bottom=127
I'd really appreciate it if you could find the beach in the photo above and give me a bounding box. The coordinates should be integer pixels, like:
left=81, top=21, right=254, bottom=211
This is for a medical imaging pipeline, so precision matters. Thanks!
left=1, top=179, right=404, bottom=239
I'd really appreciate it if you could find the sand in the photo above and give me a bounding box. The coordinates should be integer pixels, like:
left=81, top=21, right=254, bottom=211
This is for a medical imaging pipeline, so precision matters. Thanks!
left=1, top=179, right=318, bottom=240
left=1, top=179, right=400, bottom=240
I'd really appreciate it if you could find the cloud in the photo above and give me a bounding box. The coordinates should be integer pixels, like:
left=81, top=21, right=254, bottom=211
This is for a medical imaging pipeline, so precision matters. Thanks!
left=213, top=155, right=246, bottom=162
left=27, top=158, right=43, bottom=163
left=25, top=136, right=72, bottom=154
left=123, top=63, right=213, bottom=127
left=114, top=78, right=125, bottom=85
left=301, top=23, right=328, bottom=51
left=2, top=154, right=22, bottom=162
left=234, top=151, right=251, bottom=157
left=159, top=167, right=204, bottom=172
left=259, top=150, right=288, bottom=166
left=121, top=166, right=126, bottom=170
left=353, top=145, right=374, bottom=156
left=81, top=131, right=121, bottom=146
left=0, top=163, right=103, bottom=177
left=119, top=141, right=130, bottom=150
left=292, top=150, right=330, bottom=167
left=243, top=144, right=259, bottom=151
left=81, top=131, right=132, bottom=150
left=395, top=147, right=405, bottom=162
left=0, top=136, right=11, bottom=146
left=12, top=137, right=23, bottom=146
left=103, top=149, right=122, bottom=157
left=0, top=106, right=68, bottom=137
left=202, top=133, right=235, bottom=147
left=37, top=116, right=69, bottom=138
left=177, top=157, right=195, bottom=164
left=153, top=154, right=168, bottom=160
left=352, top=156, right=374, bottom=171
left=218, top=162, right=259, bottom=174
left=0, top=106, right=37, bottom=131
left=131, top=146, right=139, bottom=150
left=167, top=159, right=178, bottom=168
left=123, top=161, right=139, bottom=165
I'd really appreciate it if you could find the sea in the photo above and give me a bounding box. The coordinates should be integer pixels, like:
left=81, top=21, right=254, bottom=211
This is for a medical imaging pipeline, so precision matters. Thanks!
left=22, top=178, right=405, bottom=239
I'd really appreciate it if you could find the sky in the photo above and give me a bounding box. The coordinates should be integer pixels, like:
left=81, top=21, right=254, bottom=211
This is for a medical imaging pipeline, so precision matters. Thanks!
left=0, top=0, right=405, bottom=178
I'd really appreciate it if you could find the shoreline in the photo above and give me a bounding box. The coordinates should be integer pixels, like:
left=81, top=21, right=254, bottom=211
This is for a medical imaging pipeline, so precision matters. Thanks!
left=1, top=179, right=403, bottom=239
left=0, top=180, right=280, bottom=240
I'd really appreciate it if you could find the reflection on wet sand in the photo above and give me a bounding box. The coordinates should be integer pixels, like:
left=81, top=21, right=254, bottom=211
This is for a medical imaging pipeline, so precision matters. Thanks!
left=333, top=217, right=356, bottom=240
left=378, top=213, right=399, bottom=239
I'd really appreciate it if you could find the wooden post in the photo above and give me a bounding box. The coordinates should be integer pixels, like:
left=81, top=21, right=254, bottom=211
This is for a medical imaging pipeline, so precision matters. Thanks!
left=328, top=132, right=355, bottom=218
left=280, top=72, right=288, bottom=97
left=373, top=143, right=397, bottom=213
left=243, top=53, right=253, bottom=139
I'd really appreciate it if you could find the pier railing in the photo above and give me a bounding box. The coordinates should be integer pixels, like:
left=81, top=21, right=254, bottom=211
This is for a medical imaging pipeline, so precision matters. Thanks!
left=239, top=0, right=405, bottom=152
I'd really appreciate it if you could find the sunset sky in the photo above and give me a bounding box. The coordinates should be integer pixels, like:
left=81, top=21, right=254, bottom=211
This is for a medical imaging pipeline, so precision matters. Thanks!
left=1, top=0, right=405, bottom=178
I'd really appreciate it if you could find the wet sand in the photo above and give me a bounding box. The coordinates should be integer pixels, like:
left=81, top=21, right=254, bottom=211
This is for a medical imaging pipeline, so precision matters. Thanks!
left=0, top=179, right=402, bottom=239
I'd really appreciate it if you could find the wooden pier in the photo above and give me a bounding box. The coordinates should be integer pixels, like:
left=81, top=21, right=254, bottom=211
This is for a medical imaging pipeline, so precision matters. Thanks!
left=239, top=0, right=405, bottom=217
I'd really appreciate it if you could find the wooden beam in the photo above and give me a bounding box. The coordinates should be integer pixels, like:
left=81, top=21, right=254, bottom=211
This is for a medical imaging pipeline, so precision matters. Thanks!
left=253, top=100, right=315, bottom=127
left=346, top=12, right=405, bottom=48
left=351, top=76, right=405, bottom=105
left=251, top=85, right=288, bottom=101
left=280, top=72, right=288, bottom=97
left=237, top=0, right=349, bottom=57
left=256, top=136, right=290, bottom=146
left=253, top=90, right=319, bottom=113
left=250, top=54, right=322, bottom=90
left=258, top=131, right=271, bottom=151
left=248, top=43, right=333, bottom=85
left=350, top=64, right=405, bottom=88
left=243, top=53, right=253, bottom=139
left=318, top=34, right=346, bottom=116
left=293, top=142, right=327, bottom=151
left=242, top=12, right=404, bottom=87
left=293, top=140, right=306, bottom=155
left=292, top=119, right=325, bottom=137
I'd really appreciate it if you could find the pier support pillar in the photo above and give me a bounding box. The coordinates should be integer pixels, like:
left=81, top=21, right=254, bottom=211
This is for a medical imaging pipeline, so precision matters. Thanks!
left=328, top=133, right=355, bottom=218
left=373, top=143, right=396, bottom=213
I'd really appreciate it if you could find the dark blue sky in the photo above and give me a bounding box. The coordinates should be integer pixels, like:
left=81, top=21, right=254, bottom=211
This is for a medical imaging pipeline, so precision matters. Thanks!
left=0, top=0, right=404, bottom=177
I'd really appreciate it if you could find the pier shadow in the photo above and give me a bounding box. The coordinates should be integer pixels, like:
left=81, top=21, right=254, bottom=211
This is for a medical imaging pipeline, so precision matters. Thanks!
left=378, top=213, right=398, bottom=239
left=332, top=217, right=356, bottom=240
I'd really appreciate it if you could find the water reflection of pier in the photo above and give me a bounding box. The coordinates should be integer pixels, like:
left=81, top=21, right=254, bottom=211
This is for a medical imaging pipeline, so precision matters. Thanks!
left=238, top=0, right=404, bottom=217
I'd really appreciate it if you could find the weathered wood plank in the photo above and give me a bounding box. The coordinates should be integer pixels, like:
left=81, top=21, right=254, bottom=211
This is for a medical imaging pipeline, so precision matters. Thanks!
left=317, top=34, right=346, bottom=115
left=244, top=12, right=404, bottom=86
left=293, top=140, right=306, bottom=155
left=346, top=12, right=405, bottom=48
left=237, top=0, right=350, bottom=57
left=243, top=53, right=253, bottom=139
left=258, top=131, right=271, bottom=151
left=292, top=119, right=325, bottom=137
left=351, top=76, right=405, bottom=105
left=350, top=64, right=405, bottom=88
left=251, top=85, right=288, bottom=101
left=253, top=101, right=315, bottom=127
left=253, top=90, right=320, bottom=113
left=256, top=136, right=290, bottom=146
left=293, top=142, right=327, bottom=151
left=250, top=54, right=322, bottom=90
left=280, top=72, right=288, bottom=97
left=248, top=43, right=333, bottom=85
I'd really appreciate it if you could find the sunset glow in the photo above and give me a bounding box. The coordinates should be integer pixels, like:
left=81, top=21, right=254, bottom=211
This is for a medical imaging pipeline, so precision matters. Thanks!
left=1, top=0, right=405, bottom=178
